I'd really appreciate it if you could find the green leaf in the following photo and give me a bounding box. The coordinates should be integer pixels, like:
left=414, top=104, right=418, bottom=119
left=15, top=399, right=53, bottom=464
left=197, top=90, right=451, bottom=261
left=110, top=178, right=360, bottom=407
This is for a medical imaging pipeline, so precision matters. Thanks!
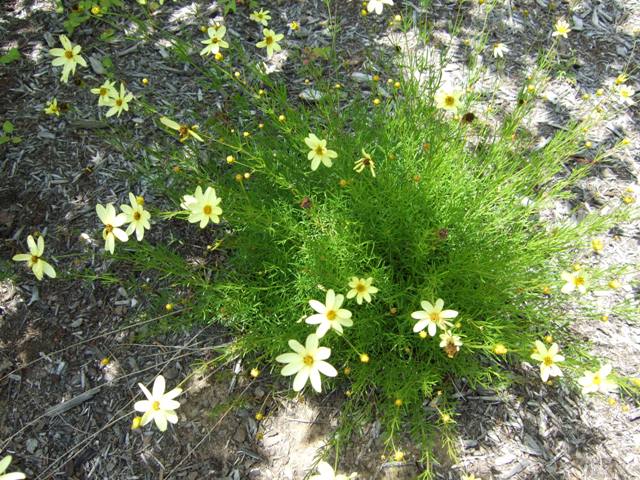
left=11, top=136, right=22, bottom=144
left=99, top=29, right=116, bottom=42
left=102, top=56, right=113, bottom=69
left=0, top=136, right=9, bottom=145
left=2, top=120, right=14, bottom=134
left=0, top=47, right=21, bottom=64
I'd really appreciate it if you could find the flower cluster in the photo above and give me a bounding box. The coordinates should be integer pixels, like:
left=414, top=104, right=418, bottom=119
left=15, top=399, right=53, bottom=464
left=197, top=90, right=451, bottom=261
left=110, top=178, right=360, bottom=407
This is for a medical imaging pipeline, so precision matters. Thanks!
left=96, top=193, right=151, bottom=254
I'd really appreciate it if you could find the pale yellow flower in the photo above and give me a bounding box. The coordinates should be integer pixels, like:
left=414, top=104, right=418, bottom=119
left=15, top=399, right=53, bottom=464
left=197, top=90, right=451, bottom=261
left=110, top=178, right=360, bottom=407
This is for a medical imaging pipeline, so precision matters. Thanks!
left=96, top=203, right=129, bottom=254
left=250, top=9, right=271, bottom=26
left=367, top=0, right=394, bottom=15
left=560, top=270, right=588, bottom=294
left=44, top=98, right=61, bottom=116
left=0, top=455, right=26, bottom=480
left=305, top=133, right=338, bottom=170
left=552, top=18, right=571, bottom=38
left=616, top=85, right=635, bottom=105
left=353, top=149, right=376, bottom=177
left=346, top=277, right=378, bottom=304
left=435, top=85, right=462, bottom=112
left=591, top=238, right=604, bottom=254
left=289, top=21, right=300, bottom=31
left=160, top=116, right=203, bottom=142
left=134, top=375, right=182, bottom=432
left=200, top=25, right=229, bottom=56
left=90, top=79, right=118, bottom=106
left=306, top=289, right=353, bottom=338
left=181, top=186, right=222, bottom=228
left=275, top=333, right=337, bottom=392
left=578, top=364, right=617, bottom=395
left=614, top=73, right=629, bottom=85
left=310, top=461, right=357, bottom=480
left=49, top=34, right=87, bottom=83
left=411, top=299, right=458, bottom=336
left=12, top=235, right=56, bottom=280
left=105, top=83, right=133, bottom=117
left=256, top=29, right=284, bottom=58
left=492, top=42, right=509, bottom=58
left=530, top=341, right=564, bottom=382
left=120, top=193, right=151, bottom=241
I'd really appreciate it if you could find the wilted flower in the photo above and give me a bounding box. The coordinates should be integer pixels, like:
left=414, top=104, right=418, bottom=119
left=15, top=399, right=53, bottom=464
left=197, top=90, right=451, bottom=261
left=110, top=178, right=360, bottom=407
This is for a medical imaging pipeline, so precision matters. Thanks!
left=200, top=25, right=229, bottom=56
left=91, top=79, right=118, bottom=106
left=49, top=34, right=87, bottom=83
left=44, top=98, right=61, bottom=116
left=305, top=133, right=338, bottom=170
left=530, top=341, right=564, bottom=382
left=181, top=186, right=222, bottom=228
left=353, top=149, right=376, bottom=177
left=120, top=193, right=151, bottom=241
left=552, top=18, right=571, bottom=38
left=134, top=375, right=182, bottom=432
left=12, top=235, right=56, bottom=281
left=367, top=0, right=394, bottom=15
left=492, top=42, right=509, bottom=58
left=256, top=29, right=284, bottom=58
left=105, top=83, right=133, bottom=118
left=346, top=277, right=379, bottom=304
left=411, top=299, right=458, bottom=336
left=0, top=455, right=26, bottom=480
left=306, top=289, right=353, bottom=338
left=439, top=330, right=462, bottom=358
left=96, top=203, right=129, bottom=254
left=160, top=116, right=203, bottom=142
left=578, top=364, right=617, bottom=395
left=250, top=9, right=271, bottom=26
left=275, top=333, right=337, bottom=392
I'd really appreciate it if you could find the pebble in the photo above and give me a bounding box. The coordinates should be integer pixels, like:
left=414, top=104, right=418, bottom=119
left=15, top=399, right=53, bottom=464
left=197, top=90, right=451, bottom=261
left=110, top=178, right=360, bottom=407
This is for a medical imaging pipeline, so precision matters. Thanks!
left=25, top=438, right=38, bottom=453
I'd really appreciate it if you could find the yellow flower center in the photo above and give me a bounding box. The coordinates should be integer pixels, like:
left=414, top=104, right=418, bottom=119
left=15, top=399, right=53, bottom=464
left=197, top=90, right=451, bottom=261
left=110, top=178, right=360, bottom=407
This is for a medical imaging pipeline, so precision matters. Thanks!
left=31, top=255, right=40, bottom=264
left=430, top=312, right=440, bottom=322
left=303, top=355, right=314, bottom=366
left=620, top=89, right=630, bottom=98
left=573, top=276, right=585, bottom=286
left=356, top=283, right=366, bottom=293
left=315, top=145, right=325, bottom=156
left=265, top=35, right=274, bottom=45
left=593, top=374, right=601, bottom=385
left=444, top=95, right=455, bottom=107
left=326, top=310, right=337, bottom=320
left=212, top=38, right=219, bottom=44
left=203, top=205, right=212, bottom=215
left=116, top=99, right=123, bottom=107
left=100, top=87, right=107, bottom=96
left=65, top=50, right=74, bottom=59
left=543, top=354, right=554, bottom=366
left=133, top=211, right=141, bottom=221
left=152, top=400, right=161, bottom=411
left=104, top=225, right=113, bottom=234
left=179, top=125, right=189, bottom=138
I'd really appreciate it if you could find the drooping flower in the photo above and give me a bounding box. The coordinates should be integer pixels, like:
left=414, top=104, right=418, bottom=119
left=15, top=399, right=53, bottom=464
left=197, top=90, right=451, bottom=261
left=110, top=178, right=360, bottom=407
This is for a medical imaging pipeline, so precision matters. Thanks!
left=134, top=375, right=182, bottom=432
left=200, top=25, right=229, bottom=56
left=105, top=83, right=133, bottom=118
left=306, top=289, right=353, bottom=338
left=439, top=330, right=462, bottom=358
left=90, top=79, right=118, bottom=106
left=310, top=460, right=357, bottom=480
left=530, top=341, right=564, bottom=382
left=44, top=98, right=61, bottom=116
left=346, top=277, right=378, bottom=304
left=434, top=85, right=462, bottom=112
left=353, top=149, right=376, bottom=177
left=0, top=455, right=26, bottom=480
left=12, top=235, right=56, bottom=281
left=492, top=42, right=509, bottom=58
left=614, top=73, right=629, bottom=85
left=96, top=203, right=129, bottom=254
left=411, top=299, right=458, bottom=336
left=120, top=193, right=151, bottom=241
left=560, top=270, right=588, bottom=294
left=250, top=9, right=271, bottom=26
left=591, top=238, right=604, bottom=254
left=305, top=133, right=338, bottom=170
left=552, top=18, right=571, bottom=38
left=578, top=364, right=618, bottom=395
left=367, top=0, right=394, bottom=15
left=49, top=34, right=87, bottom=83
left=181, top=186, right=222, bottom=228
left=275, top=333, right=337, bottom=392
left=160, top=116, right=203, bottom=143
left=256, top=29, right=284, bottom=59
